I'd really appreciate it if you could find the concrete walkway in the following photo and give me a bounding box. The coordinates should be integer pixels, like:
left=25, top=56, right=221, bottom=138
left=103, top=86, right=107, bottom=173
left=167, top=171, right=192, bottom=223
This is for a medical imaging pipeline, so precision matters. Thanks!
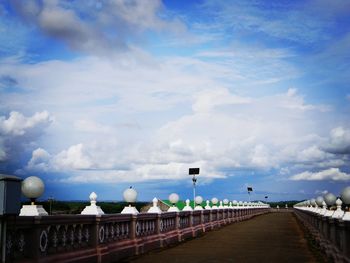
left=130, top=212, right=320, bottom=263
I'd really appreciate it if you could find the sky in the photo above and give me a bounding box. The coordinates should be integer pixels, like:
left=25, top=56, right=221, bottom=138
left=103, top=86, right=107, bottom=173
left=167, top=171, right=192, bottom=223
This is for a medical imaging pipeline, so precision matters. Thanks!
left=0, top=0, right=350, bottom=202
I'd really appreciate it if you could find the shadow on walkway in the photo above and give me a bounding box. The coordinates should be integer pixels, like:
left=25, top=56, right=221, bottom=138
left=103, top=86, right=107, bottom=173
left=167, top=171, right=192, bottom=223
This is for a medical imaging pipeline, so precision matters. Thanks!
left=130, top=212, right=320, bottom=263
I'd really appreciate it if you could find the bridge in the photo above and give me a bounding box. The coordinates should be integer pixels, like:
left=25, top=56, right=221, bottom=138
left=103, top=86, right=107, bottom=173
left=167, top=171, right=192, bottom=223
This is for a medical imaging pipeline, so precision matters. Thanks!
left=1, top=175, right=350, bottom=262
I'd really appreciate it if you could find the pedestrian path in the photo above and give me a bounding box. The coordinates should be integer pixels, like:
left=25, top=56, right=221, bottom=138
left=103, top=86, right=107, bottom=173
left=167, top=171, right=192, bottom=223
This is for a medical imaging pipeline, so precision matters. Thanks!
left=130, top=212, right=320, bottom=263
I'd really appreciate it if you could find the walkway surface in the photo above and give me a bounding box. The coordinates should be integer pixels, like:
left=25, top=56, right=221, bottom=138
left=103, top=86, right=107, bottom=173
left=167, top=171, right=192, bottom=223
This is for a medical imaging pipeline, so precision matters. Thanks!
left=130, top=212, right=320, bottom=263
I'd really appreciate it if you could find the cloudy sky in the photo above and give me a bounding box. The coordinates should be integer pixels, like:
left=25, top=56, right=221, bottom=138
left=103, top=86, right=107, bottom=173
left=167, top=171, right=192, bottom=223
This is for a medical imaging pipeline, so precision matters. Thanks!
left=0, top=0, right=349, bottom=202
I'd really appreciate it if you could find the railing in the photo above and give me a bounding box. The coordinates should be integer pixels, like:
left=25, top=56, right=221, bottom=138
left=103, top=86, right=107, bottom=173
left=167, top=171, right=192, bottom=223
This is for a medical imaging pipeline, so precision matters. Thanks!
left=294, top=208, right=350, bottom=263
left=3, top=207, right=270, bottom=263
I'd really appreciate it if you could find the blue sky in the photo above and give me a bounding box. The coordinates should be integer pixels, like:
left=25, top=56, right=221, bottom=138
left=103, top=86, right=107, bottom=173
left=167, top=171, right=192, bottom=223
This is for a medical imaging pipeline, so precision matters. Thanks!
left=0, top=0, right=350, bottom=202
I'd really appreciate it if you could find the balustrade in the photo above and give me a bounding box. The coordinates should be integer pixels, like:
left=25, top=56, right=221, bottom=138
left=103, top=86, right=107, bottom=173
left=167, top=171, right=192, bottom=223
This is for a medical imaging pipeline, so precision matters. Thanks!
left=3, top=207, right=269, bottom=263
left=294, top=207, right=350, bottom=262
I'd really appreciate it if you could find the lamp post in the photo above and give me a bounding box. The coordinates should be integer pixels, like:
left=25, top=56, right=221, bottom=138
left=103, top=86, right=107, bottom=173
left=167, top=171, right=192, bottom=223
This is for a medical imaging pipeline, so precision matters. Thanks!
left=247, top=186, right=253, bottom=202
left=168, top=193, right=180, bottom=212
left=20, top=176, right=48, bottom=216
left=341, top=186, right=350, bottom=220
left=121, top=187, right=139, bottom=214
left=189, top=168, right=200, bottom=209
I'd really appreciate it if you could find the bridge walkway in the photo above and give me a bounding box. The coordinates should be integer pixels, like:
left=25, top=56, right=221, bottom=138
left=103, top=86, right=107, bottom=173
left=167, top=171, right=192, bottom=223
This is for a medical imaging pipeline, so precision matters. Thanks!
left=130, top=212, right=322, bottom=263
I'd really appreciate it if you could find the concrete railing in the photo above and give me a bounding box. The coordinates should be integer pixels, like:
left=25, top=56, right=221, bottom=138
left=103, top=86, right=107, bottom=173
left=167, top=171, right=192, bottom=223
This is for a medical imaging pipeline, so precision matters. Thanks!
left=3, top=207, right=269, bottom=262
left=294, top=208, right=350, bottom=263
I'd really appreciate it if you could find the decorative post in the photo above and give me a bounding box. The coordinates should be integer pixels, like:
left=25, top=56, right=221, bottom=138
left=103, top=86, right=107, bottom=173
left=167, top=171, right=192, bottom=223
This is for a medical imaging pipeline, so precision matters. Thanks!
left=183, top=199, right=193, bottom=211
left=204, top=200, right=211, bottom=210
left=332, top=198, right=344, bottom=219
left=81, top=192, right=105, bottom=215
left=148, top=197, right=162, bottom=214
left=0, top=175, right=22, bottom=263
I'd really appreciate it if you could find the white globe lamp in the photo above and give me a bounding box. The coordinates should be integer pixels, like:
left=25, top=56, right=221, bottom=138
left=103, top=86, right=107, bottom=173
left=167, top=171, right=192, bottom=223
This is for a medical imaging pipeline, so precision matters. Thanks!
left=21, top=176, right=45, bottom=204
left=121, top=187, right=139, bottom=214
left=341, top=187, right=350, bottom=221
left=316, top=196, right=324, bottom=207
left=223, top=199, right=229, bottom=207
left=211, top=197, right=218, bottom=209
left=324, top=193, right=336, bottom=207
left=341, top=186, right=350, bottom=205
left=168, top=193, right=180, bottom=212
left=194, top=196, right=204, bottom=210
left=19, top=176, right=48, bottom=216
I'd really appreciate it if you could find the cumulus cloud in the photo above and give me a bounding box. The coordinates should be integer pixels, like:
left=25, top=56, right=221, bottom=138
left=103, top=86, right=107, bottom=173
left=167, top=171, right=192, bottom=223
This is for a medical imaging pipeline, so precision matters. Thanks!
left=54, top=144, right=92, bottom=170
left=26, top=144, right=93, bottom=171
left=290, top=168, right=350, bottom=181
left=10, top=0, right=185, bottom=55
left=0, top=111, right=52, bottom=162
left=26, top=148, right=51, bottom=171
left=0, top=111, right=51, bottom=136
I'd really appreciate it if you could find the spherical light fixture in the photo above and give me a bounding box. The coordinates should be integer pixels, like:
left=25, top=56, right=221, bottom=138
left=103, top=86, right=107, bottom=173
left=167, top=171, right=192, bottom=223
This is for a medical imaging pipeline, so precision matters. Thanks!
left=223, top=199, right=229, bottom=205
left=121, top=187, right=139, bottom=214
left=123, top=187, right=138, bottom=204
left=19, top=176, right=48, bottom=216
left=232, top=200, right=237, bottom=206
left=169, top=193, right=180, bottom=206
left=341, top=186, right=350, bottom=205
left=21, top=176, right=45, bottom=204
left=323, top=192, right=337, bottom=206
left=316, top=196, right=324, bottom=207
left=211, top=197, right=218, bottom=205
left=195, top=195, right=203, bottom=205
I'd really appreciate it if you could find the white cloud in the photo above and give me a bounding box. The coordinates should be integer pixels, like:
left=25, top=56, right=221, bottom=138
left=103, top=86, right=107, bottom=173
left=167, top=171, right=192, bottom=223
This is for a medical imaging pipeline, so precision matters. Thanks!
left=0, top=111, right=52, bottom=162
left=297, top=146, right=327, bottom=162
left=0, top=111, right=51, bottom=136
left=290, top=168, right=350, bottom=181
left=26, top=143, right=92, bottom=171
left=26, top=148, right=51, bottom=171
left=53, top=144, right=93, bottom=170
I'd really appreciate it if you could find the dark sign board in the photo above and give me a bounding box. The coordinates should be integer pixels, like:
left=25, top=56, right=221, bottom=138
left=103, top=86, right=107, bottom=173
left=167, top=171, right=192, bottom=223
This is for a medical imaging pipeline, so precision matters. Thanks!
left=247, top=187, right=253, bottom=192
left=189, top=168, right=200, bottom=175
